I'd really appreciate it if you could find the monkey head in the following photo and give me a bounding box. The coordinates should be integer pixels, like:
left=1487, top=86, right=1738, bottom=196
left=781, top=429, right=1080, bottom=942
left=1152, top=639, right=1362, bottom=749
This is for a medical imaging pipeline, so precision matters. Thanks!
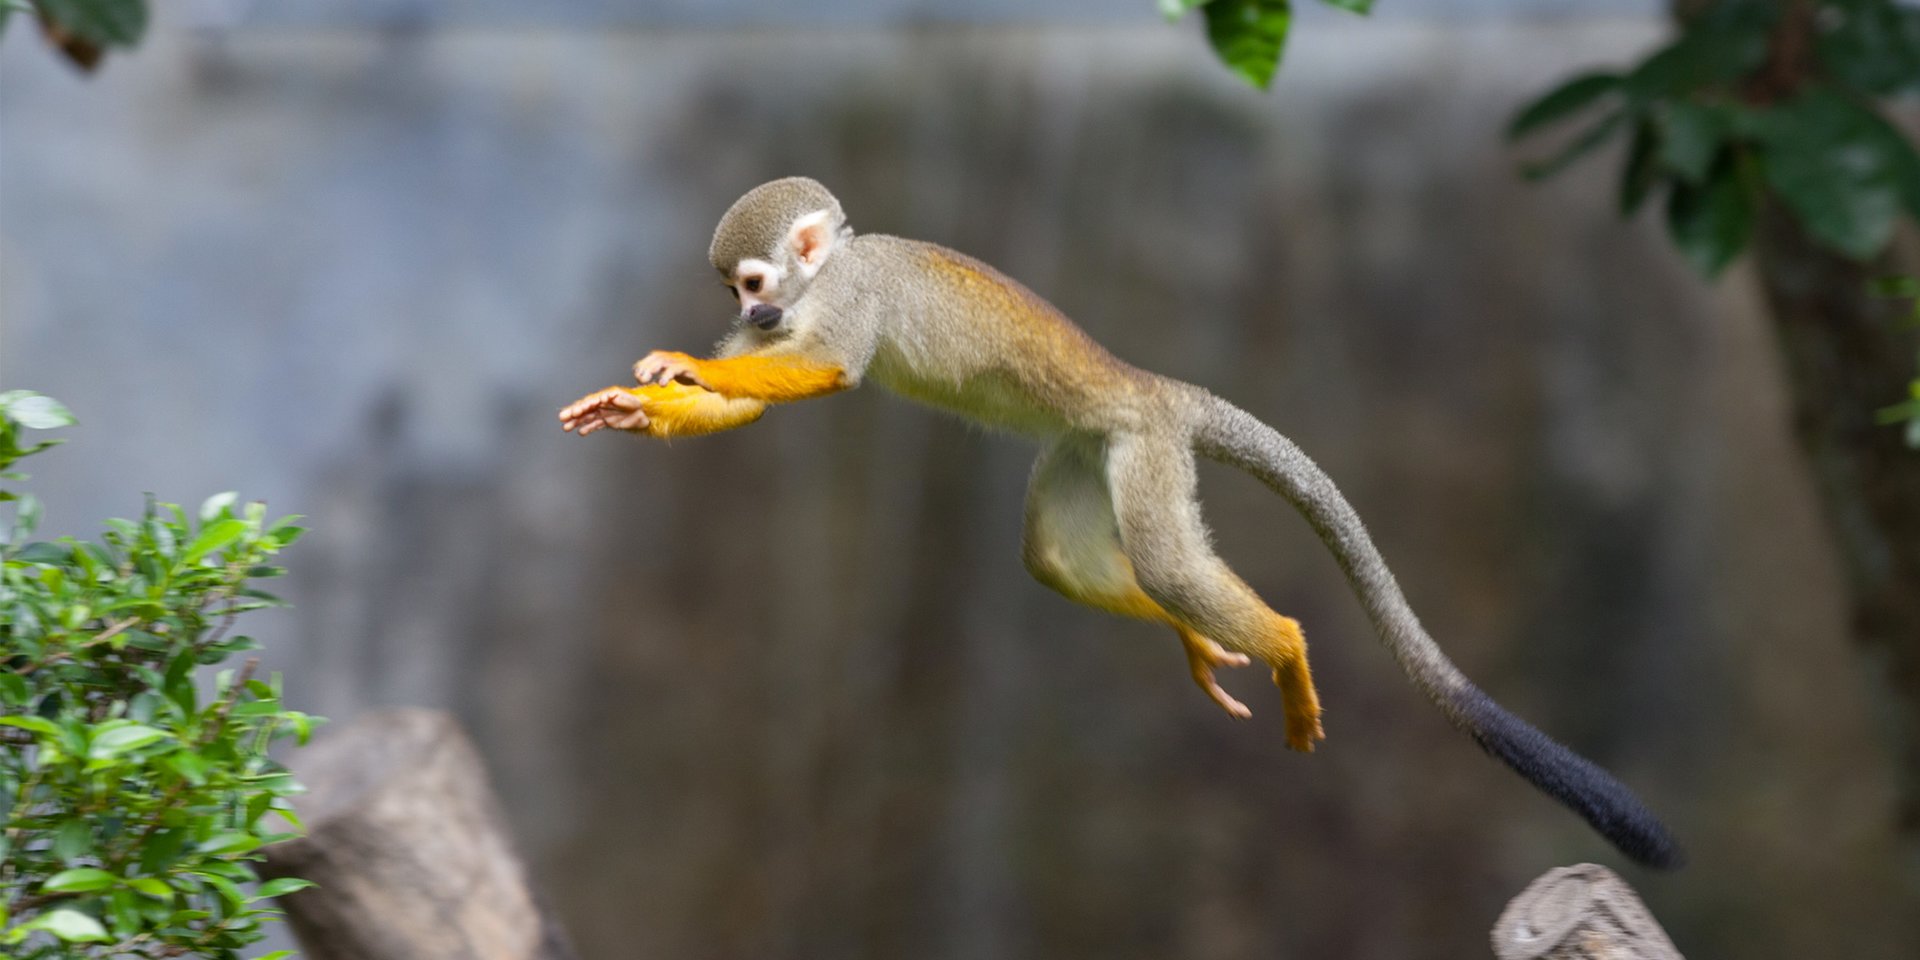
left=708, top=177, right=851, bottom=332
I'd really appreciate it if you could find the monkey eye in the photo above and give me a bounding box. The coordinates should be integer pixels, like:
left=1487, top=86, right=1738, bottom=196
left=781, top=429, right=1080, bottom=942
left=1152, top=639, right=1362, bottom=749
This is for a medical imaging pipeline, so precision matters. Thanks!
left=743, top=276, right=763, bottom=294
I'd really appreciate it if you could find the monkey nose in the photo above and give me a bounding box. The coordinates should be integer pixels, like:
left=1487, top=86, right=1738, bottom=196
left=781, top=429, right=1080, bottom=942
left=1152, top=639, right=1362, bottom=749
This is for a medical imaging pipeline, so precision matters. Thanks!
left=747, top=303, right=784, bottom=329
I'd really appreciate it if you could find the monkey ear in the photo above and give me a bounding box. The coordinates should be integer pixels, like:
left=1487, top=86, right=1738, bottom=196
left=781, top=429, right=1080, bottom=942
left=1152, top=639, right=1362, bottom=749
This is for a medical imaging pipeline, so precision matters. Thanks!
left=788, top=209, right=838, bottom=275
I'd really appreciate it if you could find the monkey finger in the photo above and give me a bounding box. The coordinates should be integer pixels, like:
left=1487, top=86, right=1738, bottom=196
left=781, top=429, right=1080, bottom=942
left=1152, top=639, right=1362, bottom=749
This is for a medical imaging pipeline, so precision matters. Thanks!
left=560, top=388, right=620, bottom=420
left=634, top=352, right=678, bottom=384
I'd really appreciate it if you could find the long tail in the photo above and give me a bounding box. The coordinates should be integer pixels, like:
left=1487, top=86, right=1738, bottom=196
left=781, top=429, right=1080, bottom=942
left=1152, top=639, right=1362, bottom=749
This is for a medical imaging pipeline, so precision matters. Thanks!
left=1193, top=391, right=1683, bottom=869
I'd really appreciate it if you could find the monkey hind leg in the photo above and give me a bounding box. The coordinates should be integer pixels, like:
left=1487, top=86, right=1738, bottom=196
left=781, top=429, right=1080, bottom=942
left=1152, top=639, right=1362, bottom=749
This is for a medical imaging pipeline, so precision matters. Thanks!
left=1264, top=615, right=1324, bottom=750
left=1105, top=429, right=1326, bottom=751
left=1024, top=433, right=1254, bottom=719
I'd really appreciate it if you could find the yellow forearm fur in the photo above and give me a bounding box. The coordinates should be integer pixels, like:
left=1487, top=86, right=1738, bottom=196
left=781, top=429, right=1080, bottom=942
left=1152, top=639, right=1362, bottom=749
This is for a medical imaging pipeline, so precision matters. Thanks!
left=675, top=353, right=848, bottom=403
left=627, top=382, right=767, bottom=438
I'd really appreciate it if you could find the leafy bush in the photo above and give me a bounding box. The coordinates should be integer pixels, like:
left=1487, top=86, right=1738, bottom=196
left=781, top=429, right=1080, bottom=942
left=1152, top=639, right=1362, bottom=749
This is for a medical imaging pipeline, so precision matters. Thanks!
left=0, top=391, right=317, bottom=959
left=1508, top=0, right=1920, bottom=444
left=1508, top=0, right=1920, bottom=276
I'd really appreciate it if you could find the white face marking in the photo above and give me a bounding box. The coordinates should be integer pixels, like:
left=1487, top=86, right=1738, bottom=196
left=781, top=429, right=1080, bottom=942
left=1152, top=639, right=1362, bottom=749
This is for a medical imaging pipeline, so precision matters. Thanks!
left=731, top=257, right=783, bottom=316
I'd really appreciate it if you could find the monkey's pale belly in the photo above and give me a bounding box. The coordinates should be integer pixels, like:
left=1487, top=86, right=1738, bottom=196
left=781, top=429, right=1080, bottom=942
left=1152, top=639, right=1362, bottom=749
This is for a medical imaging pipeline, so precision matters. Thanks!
left=869, top=363, right=1073, bottom=437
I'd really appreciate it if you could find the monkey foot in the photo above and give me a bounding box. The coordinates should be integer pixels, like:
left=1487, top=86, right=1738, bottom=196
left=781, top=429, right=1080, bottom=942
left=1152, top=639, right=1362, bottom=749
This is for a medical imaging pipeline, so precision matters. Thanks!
left=1181, top=631, right=1253, bottom=719
left=1274, top=667, right=1326, bottom=752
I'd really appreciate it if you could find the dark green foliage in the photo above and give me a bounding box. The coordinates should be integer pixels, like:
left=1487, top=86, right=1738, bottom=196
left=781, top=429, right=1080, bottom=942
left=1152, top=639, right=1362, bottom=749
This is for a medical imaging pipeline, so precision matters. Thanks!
left=1163, top=0, right=1370, bottom=91
left=1754, top=89, right=1920, bottom=259
left=1666, top=151, right=1760, bottom=276
left=1506, top=0, right=1920, bottom=441
left=1817, top=0, right=1920, bottom=95
left=0, top=392, right=316, bottom=959
left=28, top=0, right=144, bottom=46
left=1508, top=0, right=1920, bottom=275
left=0, top=0, right=148, bottom=70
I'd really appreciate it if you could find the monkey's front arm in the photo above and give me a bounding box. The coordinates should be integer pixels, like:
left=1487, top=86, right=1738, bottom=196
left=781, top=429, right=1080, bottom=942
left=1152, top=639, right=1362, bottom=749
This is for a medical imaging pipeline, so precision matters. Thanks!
left=560, top=348, right=848, bottom=439
left=560, top=381, right=766, bottom=438
left=632, top=349, right=848, bottom=403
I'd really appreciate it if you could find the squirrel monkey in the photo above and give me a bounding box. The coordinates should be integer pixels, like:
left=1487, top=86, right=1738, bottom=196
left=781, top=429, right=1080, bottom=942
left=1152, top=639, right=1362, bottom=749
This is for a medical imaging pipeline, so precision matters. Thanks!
left=559, top=177, right=1682, bottom=868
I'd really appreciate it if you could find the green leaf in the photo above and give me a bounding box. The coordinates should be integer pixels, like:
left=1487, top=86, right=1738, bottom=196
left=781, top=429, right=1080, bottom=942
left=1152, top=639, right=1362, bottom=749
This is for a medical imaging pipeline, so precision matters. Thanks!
left=108, top=887, right=141, bottom=938
left=1316, top=0, right=1370, bottom=13
left=12, top=540, right=71, bottom=564
left=1666, top=160, right=1755, bottom=277
left=1757, top=88, right=1915, bottom=260
left=198, top=832, right=263, bottom=856
left=246, top=792, right=274, bottom=827
left=43, top=867, right=119, bottom=893
left=254, top=877, right=315, bottom=900
left=53, top=818, right=93, bottom=861
left=88, top=723, right=171, bottom=759
left=32, top=0, right=146, bottom=48
left=165, top=749, right=210, bottom=785
left=24, top=908, right=111, bottom=943
left=1817, top=0, right=1920, bottom=96
left=0, top=671, right=28, bottom=704
left=197, top=871, right=248, bottom=905
left=1203, top=0, right=1290, bottom=90
left=252, top=952, right=297, bottom=960
left=1522, top=110, right=1628, bottom=181
left=0, top=715, right=63, bottom=739
left=0, top=392, right=75, bottom=430
left=1657, top=101, right=1735, bottom=183
left=183, top=518, right=247, bottom=564
left=128, top=877, right=172, bottom=899
left=139, top=828, right=188, bottom=874
left=1508, top=72, right=1622, bottom=140
left=265, top=522, right=307, bottom=548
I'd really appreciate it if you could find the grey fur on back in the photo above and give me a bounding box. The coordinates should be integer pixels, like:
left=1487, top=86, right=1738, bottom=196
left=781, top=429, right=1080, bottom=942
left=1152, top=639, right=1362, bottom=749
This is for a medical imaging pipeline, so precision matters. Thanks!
left=708, top=177, right=845, bottom=271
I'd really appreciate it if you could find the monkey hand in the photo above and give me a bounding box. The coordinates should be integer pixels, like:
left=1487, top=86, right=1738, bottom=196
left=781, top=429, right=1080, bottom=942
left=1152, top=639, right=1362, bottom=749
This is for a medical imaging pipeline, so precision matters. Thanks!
left=560, top=381, right=767, bottom=439
left=633, top=350, right=711, bottom=390
left=560, top=386, right=654, bottom=436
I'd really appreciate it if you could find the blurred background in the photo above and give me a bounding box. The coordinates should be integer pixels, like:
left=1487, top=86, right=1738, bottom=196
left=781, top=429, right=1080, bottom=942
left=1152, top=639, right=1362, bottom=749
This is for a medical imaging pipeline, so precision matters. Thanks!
left=3, top=0, right=1916, bottom=956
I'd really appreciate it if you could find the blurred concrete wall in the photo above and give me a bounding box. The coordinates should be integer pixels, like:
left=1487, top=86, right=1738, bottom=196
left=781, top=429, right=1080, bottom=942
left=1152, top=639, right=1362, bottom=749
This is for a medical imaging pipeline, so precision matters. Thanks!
left=2, top=9, right=1913, bottom=960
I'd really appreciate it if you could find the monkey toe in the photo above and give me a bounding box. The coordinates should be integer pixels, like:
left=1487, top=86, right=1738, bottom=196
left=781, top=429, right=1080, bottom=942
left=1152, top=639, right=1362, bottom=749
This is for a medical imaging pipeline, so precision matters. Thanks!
left=1181, top=631, right=1253, bottom=719
left=1184, top=632, right=1251, bottom=669
left=1190, top=675, right=1251, bottom=721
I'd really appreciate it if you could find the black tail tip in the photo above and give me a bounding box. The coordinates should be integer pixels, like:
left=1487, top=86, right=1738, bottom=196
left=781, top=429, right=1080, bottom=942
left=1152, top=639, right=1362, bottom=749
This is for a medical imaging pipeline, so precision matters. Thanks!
left=1455, top=690, right=1685, bottom=870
